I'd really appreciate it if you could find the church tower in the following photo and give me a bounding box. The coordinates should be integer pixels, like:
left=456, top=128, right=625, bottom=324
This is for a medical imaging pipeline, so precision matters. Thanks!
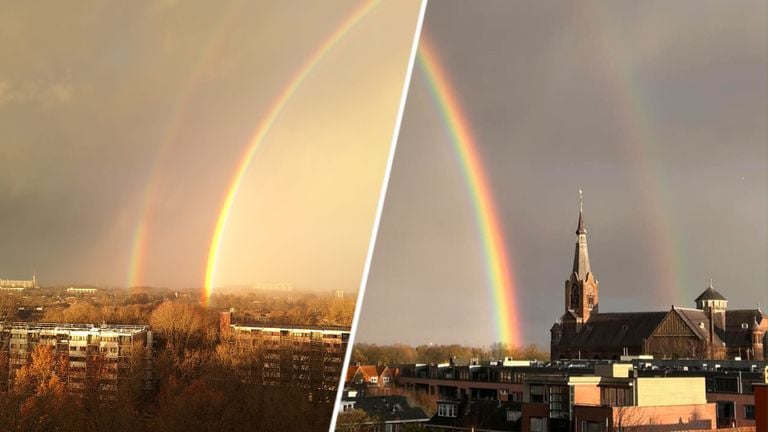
left=563, top=190, right=599, bottom=324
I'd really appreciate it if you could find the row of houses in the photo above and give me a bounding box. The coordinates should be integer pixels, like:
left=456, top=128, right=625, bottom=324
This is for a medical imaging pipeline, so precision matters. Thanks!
left=342, top=358, right=768, bottom=431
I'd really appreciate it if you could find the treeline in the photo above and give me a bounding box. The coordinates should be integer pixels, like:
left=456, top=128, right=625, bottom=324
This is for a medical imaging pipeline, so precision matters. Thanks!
left=1, top=289, right=355, bottom=328
left=351, top=342, right=549, bottom=365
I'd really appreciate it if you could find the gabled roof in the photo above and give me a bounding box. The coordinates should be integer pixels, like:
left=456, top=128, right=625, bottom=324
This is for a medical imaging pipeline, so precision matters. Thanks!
left=695, top=287, right=727, bottom=302
left=672, top=308, right=714, bottom=341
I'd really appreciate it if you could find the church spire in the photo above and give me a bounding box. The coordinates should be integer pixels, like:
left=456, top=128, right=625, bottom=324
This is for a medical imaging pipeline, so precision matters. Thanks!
left=576, top=189, right=586, bottom=235
left=572, top=190, right=591, bottom=279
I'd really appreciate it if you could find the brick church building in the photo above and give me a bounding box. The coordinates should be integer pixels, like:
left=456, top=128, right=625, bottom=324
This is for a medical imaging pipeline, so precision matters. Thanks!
left=550, top=200, right=767, bottom=361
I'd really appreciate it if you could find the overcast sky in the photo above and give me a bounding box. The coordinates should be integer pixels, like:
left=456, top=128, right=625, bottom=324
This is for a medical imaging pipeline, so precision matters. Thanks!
left=356, top=0, right=767, bottom=347
left=0, top=0, right=421, bottom=290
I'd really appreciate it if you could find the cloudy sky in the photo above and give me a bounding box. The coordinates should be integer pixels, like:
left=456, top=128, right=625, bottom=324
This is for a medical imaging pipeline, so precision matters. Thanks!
left=0, top=0, right=422, bottom=290
left=356, top=0, right=767, bottom=347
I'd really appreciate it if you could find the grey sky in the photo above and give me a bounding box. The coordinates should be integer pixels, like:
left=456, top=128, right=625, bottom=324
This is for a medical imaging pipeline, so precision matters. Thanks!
left=356, top=0, right=767, bottom=347
left=0, top=1, right=421, bottom=290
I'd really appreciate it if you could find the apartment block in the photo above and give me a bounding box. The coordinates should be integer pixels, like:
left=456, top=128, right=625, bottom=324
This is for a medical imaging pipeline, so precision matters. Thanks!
left=220, top=311, right=349, bottom=398
left=0, top=322, right=151, bottom=397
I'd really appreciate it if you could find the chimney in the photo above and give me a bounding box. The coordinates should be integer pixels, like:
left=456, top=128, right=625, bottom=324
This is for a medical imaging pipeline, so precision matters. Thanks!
left=220, top=310, right=232, bottom=336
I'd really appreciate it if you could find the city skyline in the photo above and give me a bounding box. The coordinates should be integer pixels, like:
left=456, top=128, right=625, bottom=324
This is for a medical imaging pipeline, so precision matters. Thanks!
left=355, top=0, right=767, bottom=347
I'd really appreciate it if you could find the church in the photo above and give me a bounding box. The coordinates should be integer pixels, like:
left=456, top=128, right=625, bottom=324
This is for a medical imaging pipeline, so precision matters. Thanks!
left=550, top=198, right=767, bottom=361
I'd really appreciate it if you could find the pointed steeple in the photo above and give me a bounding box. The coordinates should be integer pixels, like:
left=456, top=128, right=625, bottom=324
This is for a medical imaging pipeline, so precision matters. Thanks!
left=572, top=190, right=591, bottom=280
left=576, top=189, right=586, bottom=234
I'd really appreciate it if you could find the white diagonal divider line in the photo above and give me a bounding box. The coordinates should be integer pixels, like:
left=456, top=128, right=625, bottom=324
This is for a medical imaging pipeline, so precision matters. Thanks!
left=328, top=0, right=429, bottom=430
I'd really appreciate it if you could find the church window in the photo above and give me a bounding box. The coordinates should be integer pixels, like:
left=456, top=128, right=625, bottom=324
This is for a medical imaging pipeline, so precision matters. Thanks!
left=570, top=286, right=580, bottom=310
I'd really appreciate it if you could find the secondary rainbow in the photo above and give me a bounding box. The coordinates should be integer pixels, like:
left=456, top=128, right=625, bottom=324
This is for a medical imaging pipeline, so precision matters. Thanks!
left=127, top=3, right=239, bottom=290
left=417, top=36, right=522, bottom=347
left=203, top=0, right=381, bottom=303
left=584, top=1, right=683, bottom=305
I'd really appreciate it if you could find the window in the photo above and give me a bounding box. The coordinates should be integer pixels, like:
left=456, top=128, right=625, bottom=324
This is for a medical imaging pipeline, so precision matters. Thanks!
left=745, top=405, right=755, bottom=420
left=369, top=376, right=378, bottom=383
left=530, top=417, right=546, bottom=432
left=437, top=403, right=457, bottom=418
left=549, top=386, right=569, bottom=419
left=530, top=385, right=546, bottom=403
left=714, top=378, right=738, bottom=393
left=601, top=387, right=632, bottom=406
left=506, top=410, right=521, bottom=422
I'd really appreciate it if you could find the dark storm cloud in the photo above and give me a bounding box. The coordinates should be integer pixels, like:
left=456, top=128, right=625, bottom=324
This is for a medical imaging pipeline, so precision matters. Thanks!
left=356, top=0, right=767, bottom=346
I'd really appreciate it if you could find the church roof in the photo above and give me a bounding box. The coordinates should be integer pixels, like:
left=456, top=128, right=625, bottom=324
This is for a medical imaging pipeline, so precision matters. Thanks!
left=563, top=312, right=667, bottom=350
left=572, top=208, right=591, bottom=280
left=722, top=309, right=765, bottom=346
left=694, top=286, right=726, bottom=302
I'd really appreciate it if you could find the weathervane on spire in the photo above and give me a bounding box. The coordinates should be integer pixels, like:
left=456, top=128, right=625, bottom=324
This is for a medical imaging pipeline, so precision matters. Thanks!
left=708, top=278, right=713, bottom=288
left=579, top=189, right=583, bottom=212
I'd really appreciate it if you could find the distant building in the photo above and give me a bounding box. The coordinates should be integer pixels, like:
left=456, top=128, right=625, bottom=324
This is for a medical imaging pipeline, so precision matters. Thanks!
left=66, top=287, right=97, bottom=295
left=0, top=322, right=152, bottom=396
left=333, top=289, right=344, bottom=299
left=219, top=311, right=349, bottom=398
left=0, top=274, right=38, bottom=291
left=551, top=199, right=768, bottom=361
left=252, top=282, right=293, bottom=292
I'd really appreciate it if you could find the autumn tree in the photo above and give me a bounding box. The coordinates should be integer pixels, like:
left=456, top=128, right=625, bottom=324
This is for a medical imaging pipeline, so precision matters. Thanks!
left=150, top=301, right=212, bottom=357
left=335, top=409, right=377, bottom=432
left=12, top=344, right=81, bottom=432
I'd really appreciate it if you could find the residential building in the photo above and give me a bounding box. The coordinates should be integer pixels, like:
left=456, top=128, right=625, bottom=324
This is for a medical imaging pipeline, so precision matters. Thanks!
left=0, top=322, right=151, bottom=397
left=220, top=311, right=349, bottom=398
left=347, top=363, right=398, bottom=389
left=427, top=399, right=521, bottom=431
left=338, top=390, right=430, bottom=432
left=397, top=360, right=547, bottom=403
left=66, top=287, right=98, bottom=295
left=394, top=359, right=765, bottom=431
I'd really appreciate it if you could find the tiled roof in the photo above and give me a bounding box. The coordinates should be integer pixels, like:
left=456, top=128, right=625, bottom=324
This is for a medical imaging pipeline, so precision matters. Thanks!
left=563, top=312, right=667, bottom=349
left=353, top=396, right=430, bottom=423
left=695, top=287, right=727, bottom=302
left=722, top=309, right=765, bottom=346
left=427, top=400, right=520, bottom=431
